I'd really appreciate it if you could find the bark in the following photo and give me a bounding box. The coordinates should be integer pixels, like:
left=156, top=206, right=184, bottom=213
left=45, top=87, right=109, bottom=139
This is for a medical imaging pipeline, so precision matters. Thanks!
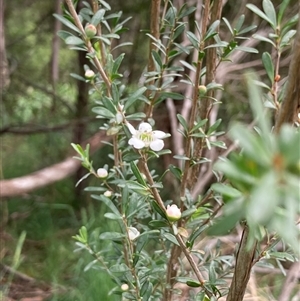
left=274, top=5, right=300, bottom=132
left=226, top=226, right=257, bottom=301
left=73, top=50, right=90, bottom=202
left=0, top=0, right=10, bottom=90
left=50, top=0, right=62, bottom=110
left=0, top=131, right=109, bottom=198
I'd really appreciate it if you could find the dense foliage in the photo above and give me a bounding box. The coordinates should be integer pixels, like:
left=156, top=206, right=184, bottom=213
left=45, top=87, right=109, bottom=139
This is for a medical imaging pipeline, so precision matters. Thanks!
left=1, top=0, right=299, bottom=300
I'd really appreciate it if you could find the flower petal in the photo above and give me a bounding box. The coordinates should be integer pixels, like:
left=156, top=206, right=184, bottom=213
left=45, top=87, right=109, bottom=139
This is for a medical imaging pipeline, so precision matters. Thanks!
left=153, top=130, right=166, bottom=139
left=127, top=123, right=136, bottom=135
left=150, top=139, right=164, bottom=151
left=129, top=137, right=145, bottom=149
left=139, top=122, right=152, bottom=132
left=128, top=227, right=140, bottom=240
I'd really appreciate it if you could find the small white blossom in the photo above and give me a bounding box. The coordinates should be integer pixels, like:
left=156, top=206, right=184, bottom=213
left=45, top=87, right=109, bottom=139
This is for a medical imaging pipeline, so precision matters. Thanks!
left=85, top=70, right=95, bottom=79
left=104, top=190, right=112, bottom=197
left=115, top=112, right=124, bottom=124
left=166, top=204, right=181, bottom=222
left=127, top=122, right=166, bottom=151
left=97, top=168, right=108, bottom=179
left=128, top=226, right=140, bottom=241
left=121, top=283, right=129, bottom=291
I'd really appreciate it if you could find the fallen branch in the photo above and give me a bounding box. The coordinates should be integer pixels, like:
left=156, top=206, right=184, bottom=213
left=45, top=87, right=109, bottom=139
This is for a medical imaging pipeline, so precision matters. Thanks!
left=0, top=131, right=109, bottom=198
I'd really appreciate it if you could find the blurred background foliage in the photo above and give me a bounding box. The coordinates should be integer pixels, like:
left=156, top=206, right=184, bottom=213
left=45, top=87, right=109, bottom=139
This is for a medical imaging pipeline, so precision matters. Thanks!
left=0, top=0, right=299, bottom=300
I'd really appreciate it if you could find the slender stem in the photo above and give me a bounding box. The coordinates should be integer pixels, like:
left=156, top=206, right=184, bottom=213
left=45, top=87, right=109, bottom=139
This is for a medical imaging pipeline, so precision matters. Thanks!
left=145, top=0, right=161, bottom=118
left=92, top=0, right=106, bottom=66
left=65, top=0, right=112, bottom=95
left=140, top=155, right=212, bottom=297
left=180, top=0, right=210, bottom=197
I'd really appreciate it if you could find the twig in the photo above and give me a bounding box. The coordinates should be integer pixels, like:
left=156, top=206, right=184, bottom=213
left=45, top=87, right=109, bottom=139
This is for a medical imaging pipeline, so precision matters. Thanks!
left=64, top=0, right=112, bottom=94
left=278, top=261, right=300, bottom=301
left=274, top=8, right=300, bottom=132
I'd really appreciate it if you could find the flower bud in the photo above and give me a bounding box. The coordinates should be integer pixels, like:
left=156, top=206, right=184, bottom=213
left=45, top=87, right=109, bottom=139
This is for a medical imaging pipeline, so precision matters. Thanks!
left=166, top=204, right=181, bottom=222
left=121, top=284, right=129, bottom=291
left=198, top=85, right=207, bottom=96
left=85, top=69, right=95, bottom=79
left=115, top=112, right=124, bottom=124
left=128, top=227, right=140, bottom=241
left=85, top=23, right=97, bottom=38
left=104, top=190, right=112, bottom=198
left=97, top=168, right=108, bottom=179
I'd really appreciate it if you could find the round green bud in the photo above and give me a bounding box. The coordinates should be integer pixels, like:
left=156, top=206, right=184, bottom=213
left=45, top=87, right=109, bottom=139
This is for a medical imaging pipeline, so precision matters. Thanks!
left=198, top=85, right=207, bottom=96
left=85, top=24, right=97, bottom=38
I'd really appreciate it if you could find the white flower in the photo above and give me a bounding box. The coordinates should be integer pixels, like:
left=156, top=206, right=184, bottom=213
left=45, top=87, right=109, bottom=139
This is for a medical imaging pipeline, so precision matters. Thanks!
left=85, top=69, right=95, bottom=79
left=97, top=168, right=108, bottom=179
left=104, top=190, right=112, bottom=197
left=121, top=283, right=129, bottom=291
left=127, top=122, right=166, bottom=151
left=128, top=226, right=140, bottom=241
left=166, top=204, right=181, bottom=222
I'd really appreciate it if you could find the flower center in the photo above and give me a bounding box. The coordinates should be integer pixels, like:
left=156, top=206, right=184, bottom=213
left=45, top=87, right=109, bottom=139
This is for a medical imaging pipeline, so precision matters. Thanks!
left=138, top=132, right=154, bottom=146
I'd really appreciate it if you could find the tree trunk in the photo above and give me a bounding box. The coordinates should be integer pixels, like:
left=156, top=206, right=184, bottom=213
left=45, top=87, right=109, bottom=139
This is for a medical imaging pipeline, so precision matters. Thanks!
left=50, top=0, right=62, bottom=111
left=0, top=0, right=10, bottom=90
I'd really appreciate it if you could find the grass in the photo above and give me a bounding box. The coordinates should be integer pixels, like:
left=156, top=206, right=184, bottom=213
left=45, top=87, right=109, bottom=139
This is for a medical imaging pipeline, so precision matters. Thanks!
left=1, top=182, right=120, bottom=301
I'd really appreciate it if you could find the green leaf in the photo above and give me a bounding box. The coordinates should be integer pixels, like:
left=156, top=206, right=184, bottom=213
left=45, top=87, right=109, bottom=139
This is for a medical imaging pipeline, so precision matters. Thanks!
left=92, top=106, right=115, bottom=118
left=110, top=263, right=130, bottom=274
left=180, top=59, right=196, bottom=72
left=65, top=36, right=85, bottom=45
left=57, top=30, right=74, bottom=41
left=177, top=114, right=188, bottom=133
left=120, top=181, right=150, bottom=195
left=204, top=20, right=220, bottom=41
left=101, top=96, right=117, bottom=114
left=280, top=30, right=296, bottom=48
left=222, top=18, right=233, bottom=35
left=112, top=53, right=125, bottom=75
left=246, top=4, right=274, bottom=27
left=91, top=194, right=120, bottom=216
left=207, top=119, right=222, bottom=136
left=169, top=164, right=182, bottom=180
left=124, top=87, right=147, bottom=110
left=151, top=50, right=163, bottom=69
left=252, top=34, right=276, bottom=47
left=187, top=280, right=201, bottom=288
left=246, top=74, right=272, bottom=137
left=141, top=280, right=153, bottom=300
left=130, top=161, right=148, bottom=186
left=151, top=200, right=167, bottom=219
left=186, top=31, right=199, bottom=48
left=238, top=24, right=257, bottom=35
left=91, top=9, right=105, bottom=26
left=177, top=4, right=196, bottom=19
left=278, top=0, right=291, bottom=24
left=235, top=15, right=245, bottom=33
left=163, top=232, right=180, bottom=246
left=104, top=212, right=122, bottom=220
left=229, top=123, right=270, bottom=165
left=235, top=46, right=258, bottom=53
left=149, top=220, right=169, bottom=228
left=262, top=0, right=277, bottom=29
left=262, top=52, right=274, bottom=84
left=99, top=232, right=124, bottom=241
left=247, top=172, right=278, bottom=224
left=158, top=92, right=184, bottom=101
left=173, top=23, right=186, bottom=40
left=207, top=210, right=243, bottom=236
left=53, top=14, right=82, bottom=35
left=212, top=183, right=242, bottom=199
